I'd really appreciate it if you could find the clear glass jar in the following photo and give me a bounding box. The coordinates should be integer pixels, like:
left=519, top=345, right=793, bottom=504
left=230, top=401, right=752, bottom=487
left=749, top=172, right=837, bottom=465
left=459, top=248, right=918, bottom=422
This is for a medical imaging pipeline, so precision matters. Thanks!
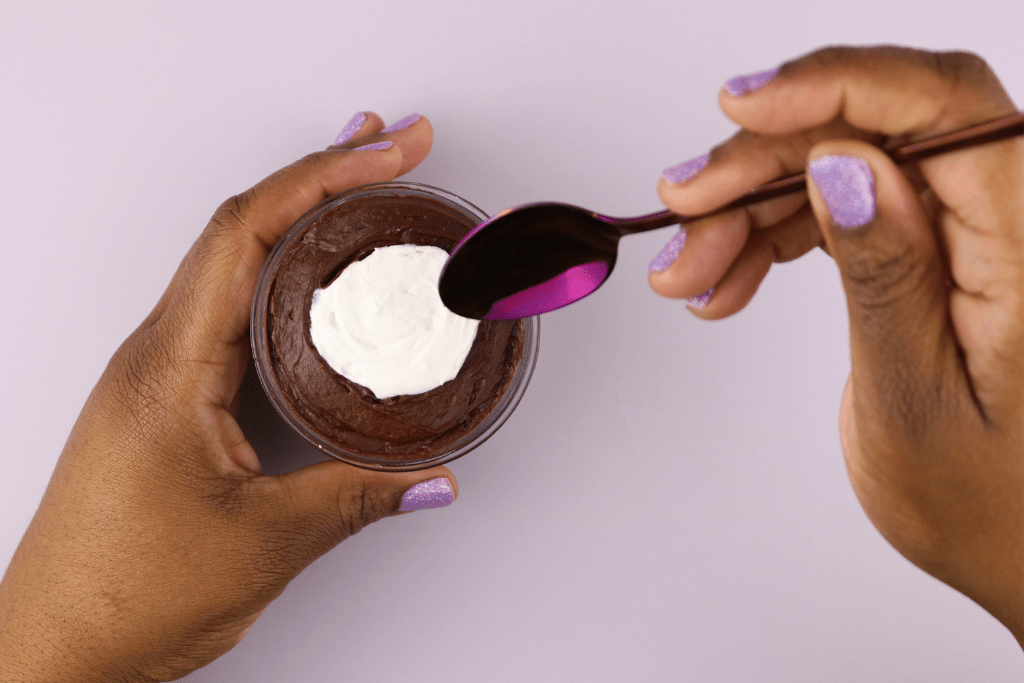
left=250, top=181, right=539, bottom=471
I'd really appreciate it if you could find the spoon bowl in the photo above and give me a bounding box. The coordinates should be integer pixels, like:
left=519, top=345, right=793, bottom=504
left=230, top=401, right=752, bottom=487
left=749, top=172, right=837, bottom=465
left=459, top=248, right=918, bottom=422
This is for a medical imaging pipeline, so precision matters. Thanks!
left=439, top=113, right=1024, bottom=320
left=439, top=203, right=667, bottom=319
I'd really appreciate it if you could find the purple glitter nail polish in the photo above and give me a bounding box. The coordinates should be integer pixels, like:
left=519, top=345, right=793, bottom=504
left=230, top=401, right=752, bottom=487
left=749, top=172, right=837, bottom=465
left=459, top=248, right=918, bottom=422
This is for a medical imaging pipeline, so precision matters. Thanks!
left=352, top=141, right=394, bottom=152
left=724, top=66, right=780, bottom=96
left=399, top=477, right=454, bottom=511
left=649, top=228, right=687, bottom=273
left=380, top=113, right=421, bottom=133
left=663, top=152, right=710, bottom=184
left=686, top=287, right=714, bottom=309
left=808, top=155, right=876, bottom=229
left=334, top=111, right=367, bottom=145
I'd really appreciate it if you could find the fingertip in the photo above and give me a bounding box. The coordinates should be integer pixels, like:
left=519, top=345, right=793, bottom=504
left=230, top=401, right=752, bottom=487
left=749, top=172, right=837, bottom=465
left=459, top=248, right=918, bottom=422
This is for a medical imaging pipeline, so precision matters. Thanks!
left=398, top=472, right=457, bottom=512
left=321, top=141, right=404, bottom=183
left=392, top=114, right=433, bottom=176
left=648, top=210, right=751, bottom=300
left=804, top=138, right=900, bottom=241
left=690, top=235, right=774, bottom=320
left=361, top=110, right=387, bottom=133
left=330, top=111, right=386, bottom=148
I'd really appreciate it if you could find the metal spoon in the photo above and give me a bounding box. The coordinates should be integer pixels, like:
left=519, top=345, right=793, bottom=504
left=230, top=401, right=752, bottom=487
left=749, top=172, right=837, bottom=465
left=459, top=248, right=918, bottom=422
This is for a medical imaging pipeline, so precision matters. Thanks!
left=439, top=112, right=1024, bottom=320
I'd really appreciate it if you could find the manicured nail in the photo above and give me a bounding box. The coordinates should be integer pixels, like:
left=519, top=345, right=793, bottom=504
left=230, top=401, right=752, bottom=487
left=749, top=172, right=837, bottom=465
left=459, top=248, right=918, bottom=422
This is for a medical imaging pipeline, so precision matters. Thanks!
left=334, top=111, right=367, bottom=145
left=649, top=228, right=687, bottom=273
left=399, top=477, right=454, bottom=511
left=808, top=155, right=876, bottom=229
left=380, top=113, right=420, bottom=133
left=686, top=287, right=714, bottom=309
left=662, top=152, right=710, bottom=184
left=724, top=66, right=779, bottom=96
left=352, top=141, right=393, bottom=152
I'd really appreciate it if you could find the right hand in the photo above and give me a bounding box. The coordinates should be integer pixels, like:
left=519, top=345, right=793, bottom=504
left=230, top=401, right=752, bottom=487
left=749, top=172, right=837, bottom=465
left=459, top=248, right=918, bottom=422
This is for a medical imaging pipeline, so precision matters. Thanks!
left=649, top=46, right=1023, bottom=645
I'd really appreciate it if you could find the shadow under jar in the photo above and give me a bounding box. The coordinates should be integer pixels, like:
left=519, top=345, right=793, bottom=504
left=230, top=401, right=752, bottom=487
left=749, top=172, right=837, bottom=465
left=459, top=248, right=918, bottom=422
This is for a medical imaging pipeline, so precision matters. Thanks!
left=251, top=182, right=539, bottom=471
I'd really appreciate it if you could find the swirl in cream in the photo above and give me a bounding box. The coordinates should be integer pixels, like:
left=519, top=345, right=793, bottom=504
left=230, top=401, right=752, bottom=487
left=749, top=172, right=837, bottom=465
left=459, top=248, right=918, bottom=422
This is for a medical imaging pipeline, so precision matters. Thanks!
left=309, top=245, right=479, bottom=399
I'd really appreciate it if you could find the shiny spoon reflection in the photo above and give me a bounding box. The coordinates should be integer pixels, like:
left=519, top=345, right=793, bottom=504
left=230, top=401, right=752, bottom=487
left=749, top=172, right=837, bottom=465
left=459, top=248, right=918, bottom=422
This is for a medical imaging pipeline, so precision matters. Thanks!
left=438, top=112, right=1024, bottom=320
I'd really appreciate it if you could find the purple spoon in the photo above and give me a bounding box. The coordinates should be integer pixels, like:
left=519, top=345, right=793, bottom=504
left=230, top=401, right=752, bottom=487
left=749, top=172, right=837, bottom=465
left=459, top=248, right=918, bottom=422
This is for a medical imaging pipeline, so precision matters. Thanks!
left=438, top=112, right=1024, bottom=320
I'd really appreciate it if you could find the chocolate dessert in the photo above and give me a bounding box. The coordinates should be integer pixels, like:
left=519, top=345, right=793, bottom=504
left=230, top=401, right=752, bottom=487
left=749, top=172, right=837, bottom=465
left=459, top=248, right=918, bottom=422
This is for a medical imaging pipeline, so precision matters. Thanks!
left=251, top=183, right=535, bottom=470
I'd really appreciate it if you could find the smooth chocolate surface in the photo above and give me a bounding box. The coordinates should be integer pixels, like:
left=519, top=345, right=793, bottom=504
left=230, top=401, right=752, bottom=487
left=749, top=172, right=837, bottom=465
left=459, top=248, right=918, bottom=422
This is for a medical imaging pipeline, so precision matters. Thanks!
left=260, top=191, right=524, bottom=463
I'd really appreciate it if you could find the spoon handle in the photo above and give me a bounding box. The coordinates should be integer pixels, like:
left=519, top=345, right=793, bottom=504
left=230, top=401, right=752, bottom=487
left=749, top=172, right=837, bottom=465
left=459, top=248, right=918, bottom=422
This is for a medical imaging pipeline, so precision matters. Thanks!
left=614, top=111, right=1024, bottom=234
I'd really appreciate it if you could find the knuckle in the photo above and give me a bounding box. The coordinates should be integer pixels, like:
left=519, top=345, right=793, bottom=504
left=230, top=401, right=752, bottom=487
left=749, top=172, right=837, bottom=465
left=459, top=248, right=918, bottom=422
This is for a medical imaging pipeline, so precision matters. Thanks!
left=250, top=527, right=318, bottom=582
left=211, top=187, right=260, bottom=235
left=806, top=44, right=860, bottom=68
left=286, top=151, right=331, bottom=182
left=338, top=482, right=389, bottom=539
left=930, top=50, right=1008, bottom=111
left=107, top=326, right=181, bottom=436
left=841, top=244, right=924, bottom=310
left=933, top=49, right=993, bottom=83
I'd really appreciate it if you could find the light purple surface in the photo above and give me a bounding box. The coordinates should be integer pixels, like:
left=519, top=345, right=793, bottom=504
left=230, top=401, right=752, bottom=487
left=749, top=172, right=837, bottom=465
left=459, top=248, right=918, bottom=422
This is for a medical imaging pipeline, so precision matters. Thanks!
left=485, top=261, right=608, bottom=319
left=2, top=2, right=1022, bottom=681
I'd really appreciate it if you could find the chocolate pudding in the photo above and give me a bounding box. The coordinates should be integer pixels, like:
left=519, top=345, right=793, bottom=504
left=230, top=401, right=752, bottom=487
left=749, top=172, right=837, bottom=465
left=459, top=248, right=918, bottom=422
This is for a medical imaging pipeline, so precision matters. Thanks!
left=251, top=182, right=538, bottom=471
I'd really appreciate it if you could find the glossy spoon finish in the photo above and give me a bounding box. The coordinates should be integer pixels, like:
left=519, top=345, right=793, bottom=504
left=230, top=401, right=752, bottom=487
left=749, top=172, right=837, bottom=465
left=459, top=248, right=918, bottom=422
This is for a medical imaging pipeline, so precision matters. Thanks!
left=439, top=111, right=1024, bottom=320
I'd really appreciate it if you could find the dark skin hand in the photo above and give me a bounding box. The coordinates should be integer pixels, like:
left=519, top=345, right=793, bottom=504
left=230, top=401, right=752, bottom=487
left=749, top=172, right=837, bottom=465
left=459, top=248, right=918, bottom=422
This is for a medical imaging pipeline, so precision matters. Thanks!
left=0, top=113, right=458, bottom=682
left=651, top=46, right=1023, bottom=646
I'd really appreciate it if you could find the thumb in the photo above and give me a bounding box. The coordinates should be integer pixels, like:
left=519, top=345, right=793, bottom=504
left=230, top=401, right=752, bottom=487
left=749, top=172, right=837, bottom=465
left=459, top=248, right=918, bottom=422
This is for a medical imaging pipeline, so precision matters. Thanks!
left=255, top=462, right=457, bottom=571
left=806, top=139, right=961, bottom=445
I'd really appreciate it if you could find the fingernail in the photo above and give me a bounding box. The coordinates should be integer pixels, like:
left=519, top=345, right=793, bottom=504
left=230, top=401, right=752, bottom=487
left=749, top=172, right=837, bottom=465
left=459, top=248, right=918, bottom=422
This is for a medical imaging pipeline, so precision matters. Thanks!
left=334, top=111, right=367, bottom=145
left=724, top=66, right=779, bottom=96
left=808, top=154, right=876, bottom=229
left=352, top=141, right=394, bottom=152
left=399, top=477, right=454, bottom=511
left=380, top=113, right=421, bottom=133
left=686, top=287, right=714, bottom=309
left=662, top=152, right=710, bottom=184
left=649, top=228, right=687, bottom=273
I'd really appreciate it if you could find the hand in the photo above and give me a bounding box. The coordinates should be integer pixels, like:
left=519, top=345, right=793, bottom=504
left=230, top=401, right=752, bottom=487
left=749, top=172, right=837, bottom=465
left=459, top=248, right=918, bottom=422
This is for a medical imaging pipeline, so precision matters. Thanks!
left=649, top=46, right=1023, bottom=645
left=0, top=112, right=459, bottom=681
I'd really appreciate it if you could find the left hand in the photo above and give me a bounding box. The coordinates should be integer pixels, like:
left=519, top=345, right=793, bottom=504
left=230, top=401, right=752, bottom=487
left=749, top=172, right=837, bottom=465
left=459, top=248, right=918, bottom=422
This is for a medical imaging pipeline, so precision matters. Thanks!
left=0, top=112, right=458, bottom=682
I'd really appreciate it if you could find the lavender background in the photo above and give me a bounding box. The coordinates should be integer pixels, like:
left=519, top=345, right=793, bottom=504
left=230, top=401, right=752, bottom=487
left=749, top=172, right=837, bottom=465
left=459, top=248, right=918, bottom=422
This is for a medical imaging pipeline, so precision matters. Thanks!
left=2, top=0, right=1022, bottom=680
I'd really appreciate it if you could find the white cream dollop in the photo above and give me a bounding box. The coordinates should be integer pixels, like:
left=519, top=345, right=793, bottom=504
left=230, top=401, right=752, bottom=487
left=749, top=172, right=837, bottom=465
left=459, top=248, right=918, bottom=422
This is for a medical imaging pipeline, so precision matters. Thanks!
left=309, top=244, right=479, bottom=399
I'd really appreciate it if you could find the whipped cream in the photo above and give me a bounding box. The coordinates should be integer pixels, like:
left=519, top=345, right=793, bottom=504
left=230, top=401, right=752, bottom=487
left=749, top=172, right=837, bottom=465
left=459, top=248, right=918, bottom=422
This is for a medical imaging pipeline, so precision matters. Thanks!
left=309, top=245, right=479, bottom=399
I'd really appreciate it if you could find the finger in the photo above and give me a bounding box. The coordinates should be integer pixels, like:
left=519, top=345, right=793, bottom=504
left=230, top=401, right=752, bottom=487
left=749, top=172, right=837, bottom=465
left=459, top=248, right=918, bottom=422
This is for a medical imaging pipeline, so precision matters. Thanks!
left=806, top=138, right=968, bottom=441
left=719, top=46, right=1015, bottom=140
left=671, top=211, right=822, bottom=320
left=722, top=46, right=1022, bottom=424
left=249, top=462, right=458, bottom=573
left=222, top=118, right=430, bottom=250
left=154, top=118, right=435, bottom=393
left=648, top=210, right=750, bottom=300
left=650, top=189, right=810, bottom=293
left=148, top=145, right=404, bottom=396
left=332, top=112, right=433, bottom=178
left=719, top=47, right=1021, bottom=265
left=329, top=110, right=386, bottom=146
left=649, top=199, right=819, bottom=302
left=658, top=118, right=867, bottom=218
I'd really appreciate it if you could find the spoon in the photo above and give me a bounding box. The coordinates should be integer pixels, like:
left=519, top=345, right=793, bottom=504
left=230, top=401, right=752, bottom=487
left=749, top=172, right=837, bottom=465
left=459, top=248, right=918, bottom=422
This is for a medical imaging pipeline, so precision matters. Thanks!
left=439, top=111, right=1024, bottom=320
